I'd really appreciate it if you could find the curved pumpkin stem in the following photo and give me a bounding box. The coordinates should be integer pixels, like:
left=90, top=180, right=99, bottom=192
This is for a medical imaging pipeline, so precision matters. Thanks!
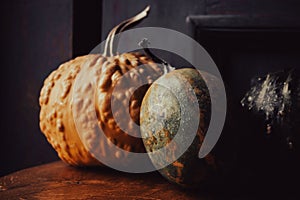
left=103, top=6, right=150, bottom=57
left=139, top=38, right=175, bottom=74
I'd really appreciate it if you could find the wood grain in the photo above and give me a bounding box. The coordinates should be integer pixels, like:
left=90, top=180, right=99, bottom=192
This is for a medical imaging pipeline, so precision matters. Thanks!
left=0, top=161, right=214, bottom=200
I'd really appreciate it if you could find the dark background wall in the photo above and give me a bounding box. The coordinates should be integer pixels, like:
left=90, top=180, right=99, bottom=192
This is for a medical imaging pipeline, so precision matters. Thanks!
left=0, top=0, right=72, bottom=177
left=1, top=0, right=300, bottom=178
left=102, top=0, right=300, bottom=37
left=0, top=0, right=101, bottom=177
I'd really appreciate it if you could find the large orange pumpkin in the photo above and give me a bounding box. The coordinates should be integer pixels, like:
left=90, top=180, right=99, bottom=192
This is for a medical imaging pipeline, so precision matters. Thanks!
left=39, top=6, right=166, bottom=166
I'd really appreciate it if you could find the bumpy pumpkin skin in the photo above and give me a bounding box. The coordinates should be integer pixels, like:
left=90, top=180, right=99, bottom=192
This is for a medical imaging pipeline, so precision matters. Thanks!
left=39, top=52, right=163, bottom=166
left=40, top=55, right=100, bottom=166
left=140, top=68, right=217, bottom=187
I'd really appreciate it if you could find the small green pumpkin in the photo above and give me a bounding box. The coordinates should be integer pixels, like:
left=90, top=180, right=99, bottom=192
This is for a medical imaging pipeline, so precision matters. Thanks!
left=140, top=68, right=218, bottom=187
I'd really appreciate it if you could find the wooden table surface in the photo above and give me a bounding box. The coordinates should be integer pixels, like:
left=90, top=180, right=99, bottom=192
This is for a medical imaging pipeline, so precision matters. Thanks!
left=0, top=161, right=218, bottom=200
left=2, top=161, right=299, bottom=200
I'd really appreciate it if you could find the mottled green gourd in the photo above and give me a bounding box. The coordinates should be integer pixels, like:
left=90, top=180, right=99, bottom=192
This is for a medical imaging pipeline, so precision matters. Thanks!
left=140, top=68, right=218, bottom=187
